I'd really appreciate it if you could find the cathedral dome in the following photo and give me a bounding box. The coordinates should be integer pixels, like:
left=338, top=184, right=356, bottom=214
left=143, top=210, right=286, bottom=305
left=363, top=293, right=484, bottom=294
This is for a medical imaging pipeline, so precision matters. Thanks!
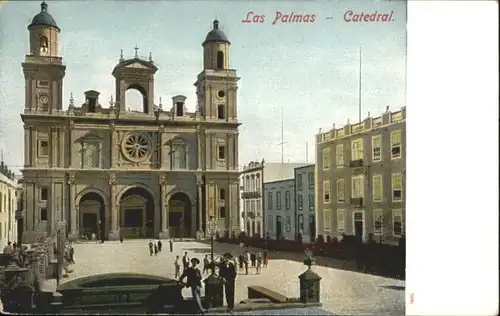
left=28, top=1, right=60, bottom=32
left=203, top=20, right=230, bottom=45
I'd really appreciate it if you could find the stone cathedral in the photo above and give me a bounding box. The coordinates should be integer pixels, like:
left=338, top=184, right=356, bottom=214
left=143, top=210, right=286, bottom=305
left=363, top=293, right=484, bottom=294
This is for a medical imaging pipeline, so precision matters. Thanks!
left=20, top=2, right=241, bottom=243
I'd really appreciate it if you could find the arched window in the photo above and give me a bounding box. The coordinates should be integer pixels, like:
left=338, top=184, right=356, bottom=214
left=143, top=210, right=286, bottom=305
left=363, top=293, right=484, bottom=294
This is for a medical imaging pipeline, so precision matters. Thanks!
left=40, top=36, right=48, bottom=54
left=216, top=51, right=224, bottom=69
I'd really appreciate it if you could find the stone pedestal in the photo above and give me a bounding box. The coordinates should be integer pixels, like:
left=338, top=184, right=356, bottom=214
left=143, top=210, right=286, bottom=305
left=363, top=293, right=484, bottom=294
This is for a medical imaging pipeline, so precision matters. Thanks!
left=108, top=231, right=120, bottom=241
left=159, top=229, right=170, bottom=240
left=203, top=273, right=224, bottom=308
left=298, top=268, right=322, bottom=303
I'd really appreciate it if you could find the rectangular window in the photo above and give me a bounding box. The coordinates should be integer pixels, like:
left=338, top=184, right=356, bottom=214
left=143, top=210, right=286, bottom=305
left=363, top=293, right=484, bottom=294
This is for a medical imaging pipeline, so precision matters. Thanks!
left=323, top=180, right=331, bottom=203
left=256, top=175, right=261, bottom=191
left=267, top=215, right=273, bottom=231
left=298, top=214, right=304, bottom=232
left=276, top=192, right=282, bottom=210
left=351, top=138, right=364, bottom=161
left=38, top=140, right=49, bottom=157
left=217, top=145, right=226, bottom=160
left=351, top=176, right=364, bottom=198
left=323, top=209, right=331, bottom=231
left=392, top=173, right=403, bottom=201
left=296, top=174, right=303, bottom=191
left=245, top=177, right=249, bottom=191
left=219, top=188, right=225, bottom=200
left=37, top=80, right=49, bottom=87
left=391, top=130, right=402, bottom=159
left=372, top=135, right=382, bottom=162
left=285, top=191, right=291, bottom=210
left=372, top=175, right=383, bottom=202
left=251, top=200, right=255, bottom=213
left=217, top=104, right=225, bottom=119
left=308, top=194, right=314, bottom=211
left=322, top=148, right=330, bottom=170
left=374, top=209, right=383, bottom=235
left=337, top=209, right=346, bottom=233
left=308, top=172, right=314, bottom=189
left=245, top=200, right=250, bottom=215
left=336, top=179, right=345, bottom=202
left=286, top=216, right=291, bottom=232
left=392, top=209, right=403, bottom=237
left=256, top=200, right=261, bottom=216
left=40, top=207, right=48, bottom=221
left=267, top=192, right=273, bottom=210
left=219, top=206, right=226, bottom=218
left=297, top=194, right=303, bottom=210
left=335, top=144, right=344, bottom=168
left=40, top=187, right=48, bottom=201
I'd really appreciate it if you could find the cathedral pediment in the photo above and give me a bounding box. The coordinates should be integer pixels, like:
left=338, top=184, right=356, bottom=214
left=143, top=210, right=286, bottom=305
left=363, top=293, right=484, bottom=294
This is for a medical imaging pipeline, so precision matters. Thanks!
left=112, top=58, right=158, bottom=75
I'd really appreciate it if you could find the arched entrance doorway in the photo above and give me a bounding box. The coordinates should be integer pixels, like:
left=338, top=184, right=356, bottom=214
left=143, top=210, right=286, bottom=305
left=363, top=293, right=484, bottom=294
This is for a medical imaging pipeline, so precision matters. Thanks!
left=79, top=192, right=105, bottom=240
left=168, top=192, right=192, bottom=239
left=120, top=187, right=154, bottom=238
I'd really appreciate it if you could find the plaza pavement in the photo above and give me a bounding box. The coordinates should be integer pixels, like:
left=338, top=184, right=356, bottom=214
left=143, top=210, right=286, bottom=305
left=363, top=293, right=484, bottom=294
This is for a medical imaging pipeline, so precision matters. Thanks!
left=43, top=239, right=405, bottom=315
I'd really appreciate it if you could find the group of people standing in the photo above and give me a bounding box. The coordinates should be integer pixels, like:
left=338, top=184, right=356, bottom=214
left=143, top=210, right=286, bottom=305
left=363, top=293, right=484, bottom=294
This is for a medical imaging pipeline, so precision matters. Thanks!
left=237, top=250, right=269, bottom=275
left=177, top=251, right=237, bottom=314
left=147, top=239, right=174, bottom=256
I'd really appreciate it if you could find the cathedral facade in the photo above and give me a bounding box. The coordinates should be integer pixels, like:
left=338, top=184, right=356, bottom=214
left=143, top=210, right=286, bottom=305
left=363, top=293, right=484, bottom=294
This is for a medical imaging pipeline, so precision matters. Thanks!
left=20, top=2, right=241, bottom=243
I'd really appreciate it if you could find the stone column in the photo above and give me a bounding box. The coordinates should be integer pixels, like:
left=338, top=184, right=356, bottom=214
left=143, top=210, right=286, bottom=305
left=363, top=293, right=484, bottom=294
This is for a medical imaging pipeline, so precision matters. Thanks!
left=58, top=127, right=64, bottom=167
left=108, top=174, right=119, bottom=240
left=159, top=175, right=169, bottom=239
left=67, top=174, right=78, bottom=240
left=50, top=126, right=57, bottom=167
left=24, top=125, right=30, bottom=167
left=31, top=127, right=38, bottom=167
left=110, top=123, right=118, bottom=168
left=160, top=126, right=167, bottom=169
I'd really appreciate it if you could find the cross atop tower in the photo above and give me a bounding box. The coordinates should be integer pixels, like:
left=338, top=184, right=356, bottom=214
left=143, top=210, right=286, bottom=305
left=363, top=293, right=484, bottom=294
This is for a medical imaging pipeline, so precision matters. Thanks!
left=134, top=46, right=139, bottom=58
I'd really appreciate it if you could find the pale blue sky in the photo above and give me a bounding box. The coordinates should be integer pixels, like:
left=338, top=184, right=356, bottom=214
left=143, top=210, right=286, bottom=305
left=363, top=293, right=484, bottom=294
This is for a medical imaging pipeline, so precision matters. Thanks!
left=0, top=0, right=406, bottom=172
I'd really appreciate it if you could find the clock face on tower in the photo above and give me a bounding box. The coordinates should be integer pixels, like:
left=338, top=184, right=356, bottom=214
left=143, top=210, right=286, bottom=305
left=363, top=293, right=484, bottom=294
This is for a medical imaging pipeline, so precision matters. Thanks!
left=40, top=95, right=49, bottom=104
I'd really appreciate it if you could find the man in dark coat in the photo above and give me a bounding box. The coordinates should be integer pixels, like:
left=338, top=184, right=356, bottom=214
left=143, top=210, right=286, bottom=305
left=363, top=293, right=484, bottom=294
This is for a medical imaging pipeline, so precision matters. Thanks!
left=169, top=239, right=174, bottom=252
left=219, top=252, right=237, bottom=312
left=157, top=239, right=162, bottom=252
left=179, top=258, right=205, bottom=314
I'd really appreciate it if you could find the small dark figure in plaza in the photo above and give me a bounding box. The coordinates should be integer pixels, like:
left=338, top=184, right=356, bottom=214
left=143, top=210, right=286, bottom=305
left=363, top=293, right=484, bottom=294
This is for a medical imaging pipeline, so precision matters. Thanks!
left=179, top=258, right=205, bottom=314
left=154, top=243, right=158, bottom=255
left=174, top=255, right=181, bottom=279
left=69, top=244, right=75, bottom=264
left=263, top=251, right=268, bottom=267
left=148, top=241, right=154, bottom=256
left=157, top=239, right=162, bottom=252
left=169, top=239, right=174, bottom=252
left=256, top=252, right=262, bottom=275
left=238, top=253, right=244, bottom=271
left=219, top=252, right=237, bottom=312
left=119, top=231, right=124, bottom=243
left=203, top=255, right=210, bottom=274
left=182, top=252, right=190, bottom=271
left=244, top=250, right=250, bottom=275
left=250, top=252, right=256, bottom=267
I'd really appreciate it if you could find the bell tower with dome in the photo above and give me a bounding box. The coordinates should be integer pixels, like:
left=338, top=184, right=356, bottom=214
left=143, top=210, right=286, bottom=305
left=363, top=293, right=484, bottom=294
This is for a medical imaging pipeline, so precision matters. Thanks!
left=22, top=1, right=65, bottom=114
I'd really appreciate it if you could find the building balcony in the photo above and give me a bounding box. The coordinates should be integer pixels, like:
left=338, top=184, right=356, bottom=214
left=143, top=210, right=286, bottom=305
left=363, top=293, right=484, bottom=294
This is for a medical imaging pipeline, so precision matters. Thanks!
left=242, top=191, right=261, bottom=199
left=350, top=159, right=364, bottom=168
left=350, top=197, right=363, bottom=207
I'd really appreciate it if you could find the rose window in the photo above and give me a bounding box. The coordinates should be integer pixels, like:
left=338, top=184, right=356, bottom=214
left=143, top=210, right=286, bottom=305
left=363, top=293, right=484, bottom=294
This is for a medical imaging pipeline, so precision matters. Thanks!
left=121, top=133, right=151, bottom=162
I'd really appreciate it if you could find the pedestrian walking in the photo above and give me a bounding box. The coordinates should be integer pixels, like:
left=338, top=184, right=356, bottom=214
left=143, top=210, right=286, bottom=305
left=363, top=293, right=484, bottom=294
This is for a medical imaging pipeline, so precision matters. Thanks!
left=154, top=243, right=158, bottom=255
left=158, top=239, right=162, bottom=252
left=219, top=253, right=237, bottom=313
left=263, top=251, right=268, bottom=267
left=169, top=239, right=174, bottom=252
left=244, top=250, right=250, bottom=275
left=69, top=244, right=75, bottom=264
left=182, top=251, right=189, bottom=271
left=148, top=241, right=154, bottom=256
left=174, top=255, right=181, bottom=279
left=250, top=252, right=256, bottom=268
left=179, top=258, right=206, bottom=314
left=256, top=252, right=262, bottom=275
left=203, top=255, right=210, bottom=274
left=238, top=253, right=244, bottom=271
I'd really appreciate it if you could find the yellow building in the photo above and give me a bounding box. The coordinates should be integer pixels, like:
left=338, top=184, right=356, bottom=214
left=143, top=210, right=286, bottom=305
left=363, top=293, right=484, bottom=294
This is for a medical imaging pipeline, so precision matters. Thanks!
left=315, top=106, right=406, bottom=245
left=0, top=161, right=20, bottom=250
left=20, top=2, right=241, bottom=243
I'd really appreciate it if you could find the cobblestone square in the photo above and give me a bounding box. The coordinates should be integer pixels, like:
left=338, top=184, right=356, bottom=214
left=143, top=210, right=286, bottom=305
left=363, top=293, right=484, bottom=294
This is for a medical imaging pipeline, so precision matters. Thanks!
left=44, top=240, right=405, bottom=315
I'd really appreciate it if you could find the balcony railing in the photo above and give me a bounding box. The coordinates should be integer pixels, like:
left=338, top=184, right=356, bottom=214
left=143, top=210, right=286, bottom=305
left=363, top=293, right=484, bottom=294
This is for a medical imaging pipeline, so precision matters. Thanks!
left=350, top=159, right=364, bottom=168
left=242, top=191, right=261, bottom=199
left=350, top=197, right=363, bottom=207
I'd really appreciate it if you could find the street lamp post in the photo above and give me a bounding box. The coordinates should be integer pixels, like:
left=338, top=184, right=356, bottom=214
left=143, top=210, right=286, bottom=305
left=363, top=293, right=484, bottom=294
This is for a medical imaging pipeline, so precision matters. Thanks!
left=208, top=216, right=217, bottom=274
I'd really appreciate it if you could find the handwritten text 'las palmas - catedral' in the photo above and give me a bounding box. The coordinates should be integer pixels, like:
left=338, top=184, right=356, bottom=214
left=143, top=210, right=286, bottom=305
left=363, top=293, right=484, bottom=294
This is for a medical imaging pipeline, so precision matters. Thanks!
left=242, top=11, right=316, bottom=25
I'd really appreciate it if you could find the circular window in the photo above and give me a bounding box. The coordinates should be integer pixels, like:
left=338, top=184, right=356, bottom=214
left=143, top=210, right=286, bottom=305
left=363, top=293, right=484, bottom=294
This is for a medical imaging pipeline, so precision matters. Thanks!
left=217, top=90, right=225, bottom=98
left=121, top=133, right=152, bottom=162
